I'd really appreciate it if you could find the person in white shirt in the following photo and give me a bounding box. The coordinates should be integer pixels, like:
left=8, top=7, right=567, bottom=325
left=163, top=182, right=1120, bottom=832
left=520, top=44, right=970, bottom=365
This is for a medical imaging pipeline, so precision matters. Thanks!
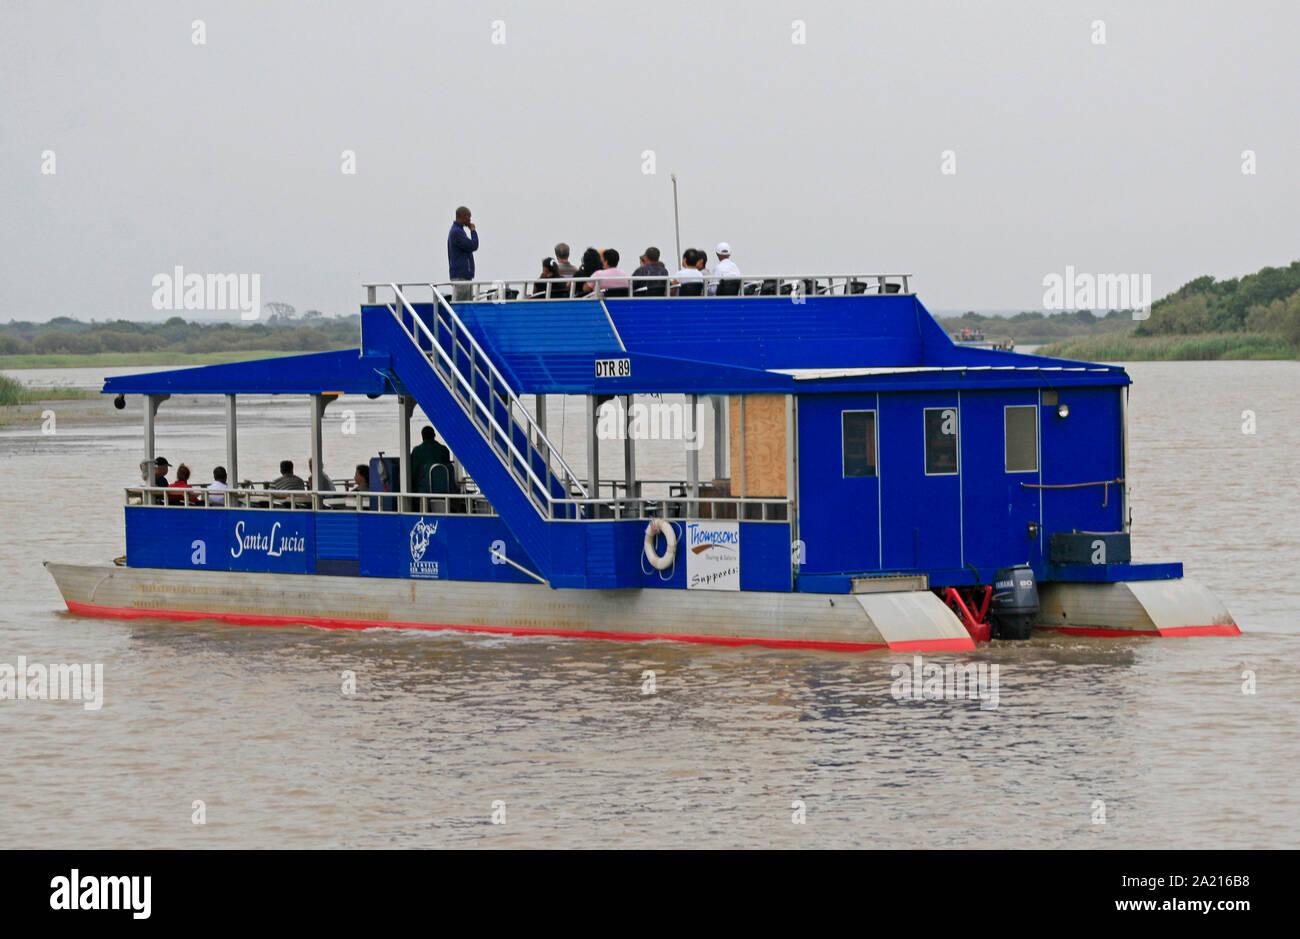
left=208, top=466, right=229, bottom=506
left=708, top=242, right=741, bottom=295
left=672, top=248, right=706, bottom=295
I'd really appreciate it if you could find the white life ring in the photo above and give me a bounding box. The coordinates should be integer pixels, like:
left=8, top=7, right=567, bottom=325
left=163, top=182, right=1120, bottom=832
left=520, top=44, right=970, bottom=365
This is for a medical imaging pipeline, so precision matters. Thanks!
left=644, top=518, right=677, bottom=571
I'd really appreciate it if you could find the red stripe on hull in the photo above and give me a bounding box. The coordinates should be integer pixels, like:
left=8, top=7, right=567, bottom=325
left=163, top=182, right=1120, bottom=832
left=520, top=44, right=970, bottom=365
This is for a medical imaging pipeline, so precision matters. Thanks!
left=1156, top=623, right=1241, bottom=637
left=1038, top=624, right=1240, bottom=638
left=885, top=637, right=977, bottom=652
left=63, top=600, right=905, bottom=653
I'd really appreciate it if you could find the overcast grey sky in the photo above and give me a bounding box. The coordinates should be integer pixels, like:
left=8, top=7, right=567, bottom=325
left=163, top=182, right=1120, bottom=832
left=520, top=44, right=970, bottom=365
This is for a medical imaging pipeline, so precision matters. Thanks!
left=2, top=0, right=1297, bottom=321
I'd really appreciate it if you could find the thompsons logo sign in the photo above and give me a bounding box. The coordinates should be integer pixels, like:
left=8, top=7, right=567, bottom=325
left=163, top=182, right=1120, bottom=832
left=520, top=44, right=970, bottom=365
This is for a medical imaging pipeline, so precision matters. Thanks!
left=685, top=521, right=740, bottom=591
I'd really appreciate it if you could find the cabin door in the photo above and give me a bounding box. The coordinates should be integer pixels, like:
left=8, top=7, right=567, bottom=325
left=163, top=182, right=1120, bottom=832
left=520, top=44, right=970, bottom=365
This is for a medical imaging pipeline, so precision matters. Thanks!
left=794, top=394, right=881, bottom=575
left=959, top=389, right=1045, bottom=574
left=1039, top=386, right=1124, bottom=536
left=878, top=393, right=962, bottom=572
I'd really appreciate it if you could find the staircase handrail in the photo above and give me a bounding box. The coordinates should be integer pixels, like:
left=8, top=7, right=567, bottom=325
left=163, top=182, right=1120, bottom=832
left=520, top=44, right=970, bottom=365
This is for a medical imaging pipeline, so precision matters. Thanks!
left=385, top=287, right=580, bottom=517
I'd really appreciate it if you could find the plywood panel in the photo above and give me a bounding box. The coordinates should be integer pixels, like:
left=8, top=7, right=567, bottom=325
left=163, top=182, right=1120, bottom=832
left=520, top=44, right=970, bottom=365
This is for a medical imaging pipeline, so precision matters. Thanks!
left=729, top=394, right=787, bottom=497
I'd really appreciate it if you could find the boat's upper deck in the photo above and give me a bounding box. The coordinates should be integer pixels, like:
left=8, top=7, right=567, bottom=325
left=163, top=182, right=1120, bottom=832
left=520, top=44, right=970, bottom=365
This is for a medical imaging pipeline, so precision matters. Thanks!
left=101, top=274, right=1127, bottom=400
left=357, top=275, right=1127, bottom=396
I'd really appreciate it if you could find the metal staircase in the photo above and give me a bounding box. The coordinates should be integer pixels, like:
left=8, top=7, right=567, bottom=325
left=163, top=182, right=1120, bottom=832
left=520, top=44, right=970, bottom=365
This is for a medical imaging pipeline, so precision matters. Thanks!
left=374, top=284, right=588, bottom=581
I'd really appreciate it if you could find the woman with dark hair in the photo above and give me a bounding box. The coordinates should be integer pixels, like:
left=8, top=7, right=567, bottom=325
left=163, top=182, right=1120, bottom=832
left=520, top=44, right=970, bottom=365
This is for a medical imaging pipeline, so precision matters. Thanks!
left=576, top=247, right=602, bottom=297
left=529, top=257, right=561, bottom=299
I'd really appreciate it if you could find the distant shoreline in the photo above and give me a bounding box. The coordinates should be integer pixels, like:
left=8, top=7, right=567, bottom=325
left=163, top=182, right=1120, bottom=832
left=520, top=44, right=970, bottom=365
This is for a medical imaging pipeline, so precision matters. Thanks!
left=0, top=374, right=97, bottom=421
left=0, top=350, right=298, bottom=369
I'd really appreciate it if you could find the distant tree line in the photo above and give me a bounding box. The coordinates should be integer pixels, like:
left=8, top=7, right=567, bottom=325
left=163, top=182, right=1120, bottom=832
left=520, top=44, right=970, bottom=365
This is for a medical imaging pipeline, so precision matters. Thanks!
left=1137, top=259, right=1300, bottom=348
left=0, top=304, right=359, bottom=356
left=942, top=260, right=1300, bottom=351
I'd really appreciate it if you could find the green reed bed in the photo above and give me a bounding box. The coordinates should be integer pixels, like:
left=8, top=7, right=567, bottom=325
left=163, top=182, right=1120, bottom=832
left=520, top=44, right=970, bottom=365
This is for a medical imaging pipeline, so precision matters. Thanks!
left=1039, top=332, right=1297, bottom=362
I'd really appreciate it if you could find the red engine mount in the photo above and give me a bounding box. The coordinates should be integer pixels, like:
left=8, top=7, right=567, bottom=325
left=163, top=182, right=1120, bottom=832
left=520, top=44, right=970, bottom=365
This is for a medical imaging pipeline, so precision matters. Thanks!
left=940, top=585, right=993, bottom=643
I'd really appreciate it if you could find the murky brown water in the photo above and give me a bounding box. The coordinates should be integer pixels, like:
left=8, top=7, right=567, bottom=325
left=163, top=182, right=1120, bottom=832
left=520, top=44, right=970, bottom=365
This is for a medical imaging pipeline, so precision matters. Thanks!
left=1, top=361, right=1297, bottom=847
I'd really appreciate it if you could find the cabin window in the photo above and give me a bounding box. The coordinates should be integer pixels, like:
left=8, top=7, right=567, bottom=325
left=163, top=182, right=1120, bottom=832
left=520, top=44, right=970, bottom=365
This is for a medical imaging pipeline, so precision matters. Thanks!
left=924, top=407, right=959, bottom=474
left=842, top=410, right=877, bottom=477
left=1004, top=405, right=1038, bottom=473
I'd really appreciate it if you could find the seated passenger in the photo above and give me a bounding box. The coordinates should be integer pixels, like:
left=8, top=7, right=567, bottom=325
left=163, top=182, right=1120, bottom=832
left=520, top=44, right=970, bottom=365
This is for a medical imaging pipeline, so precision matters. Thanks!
left=632, top=246, right=669, bottom=295
left=708, top=242, right=741, bottom=295
left=411, top=426, right=453, bottom=493
left=354, top=464, right=372, bottom=510
left=208, top=466, right=229, bottom=506
left=584, top=248, right=630, bottom=297
left=673, top=249, right=705, bottom=296
left=307, top=457, right=334, bottom=491
left=575, top=247, right=602, bottom=296
left=150, top=455, right=171, bottom=502
left=554, top=243, right=578, bottom=278
left=528, top=257, right=561, bottom=299
left=168, top=463, right=194, bottom=505
left=270, top=460, right=306, bottom=490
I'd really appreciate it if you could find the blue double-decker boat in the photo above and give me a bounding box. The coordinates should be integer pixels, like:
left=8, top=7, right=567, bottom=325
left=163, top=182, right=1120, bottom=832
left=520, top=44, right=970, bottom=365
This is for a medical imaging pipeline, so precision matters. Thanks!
left=45, top=273, right=1238, bottom=650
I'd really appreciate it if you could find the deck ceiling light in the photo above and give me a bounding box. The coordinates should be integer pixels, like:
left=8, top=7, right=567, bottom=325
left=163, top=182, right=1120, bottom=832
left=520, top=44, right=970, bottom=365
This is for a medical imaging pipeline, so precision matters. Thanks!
left=1056, top=403, right=1070, bottom=419
left=113, top=394, right=126, bottom=410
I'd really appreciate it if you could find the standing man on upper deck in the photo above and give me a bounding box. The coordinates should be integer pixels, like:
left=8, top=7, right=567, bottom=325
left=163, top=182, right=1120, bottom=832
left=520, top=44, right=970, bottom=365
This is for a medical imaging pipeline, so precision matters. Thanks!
left=448, top=206, right=479, bottom=301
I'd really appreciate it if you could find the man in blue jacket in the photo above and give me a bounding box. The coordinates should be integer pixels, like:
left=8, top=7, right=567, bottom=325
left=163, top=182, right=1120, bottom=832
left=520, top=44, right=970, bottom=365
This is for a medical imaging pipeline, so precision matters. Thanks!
left=447, top=206, right=479, bottom=300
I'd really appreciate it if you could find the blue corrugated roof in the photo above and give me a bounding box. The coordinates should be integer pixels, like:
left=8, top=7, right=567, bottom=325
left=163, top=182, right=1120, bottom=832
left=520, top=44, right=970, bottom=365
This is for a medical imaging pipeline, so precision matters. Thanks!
left=441, top=293, right=1128, bottom=393
left=606, top=294, right=928, bottom=370
left=101, top=349, right=395, bottom=395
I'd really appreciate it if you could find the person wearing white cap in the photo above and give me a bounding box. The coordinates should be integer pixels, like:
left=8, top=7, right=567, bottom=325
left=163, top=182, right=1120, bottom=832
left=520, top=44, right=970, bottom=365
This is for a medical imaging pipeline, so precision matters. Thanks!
left=708, top=242, right=741, bottom=295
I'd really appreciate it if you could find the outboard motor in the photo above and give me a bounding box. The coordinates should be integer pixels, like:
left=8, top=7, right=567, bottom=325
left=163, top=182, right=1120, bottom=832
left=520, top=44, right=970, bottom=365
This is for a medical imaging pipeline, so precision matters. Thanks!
left=989, top=565, right=1039, bottom=640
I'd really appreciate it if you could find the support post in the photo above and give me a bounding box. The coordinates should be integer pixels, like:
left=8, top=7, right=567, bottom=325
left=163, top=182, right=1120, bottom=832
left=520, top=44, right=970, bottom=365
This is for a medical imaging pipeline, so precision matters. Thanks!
left=623, top=394, right=637, bottom=516
left=398, top=395, right=414, bottom=498
left=143, top=394, right=170, bottom=481
left=686, top=394, right=700, bottom=507
left=711, top=395, right=727, bottom=480
left=738, top=394, right=747, bottom=500
left=225, top=394, right=238, bottom=485
left=310, top=394, right=325, bottom=496
left=586, top=395, right=600, bottom=504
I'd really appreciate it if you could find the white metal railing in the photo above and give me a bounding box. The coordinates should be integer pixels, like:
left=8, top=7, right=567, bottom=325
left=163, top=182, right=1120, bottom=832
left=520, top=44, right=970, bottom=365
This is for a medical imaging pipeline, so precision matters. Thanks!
left=385, top=283, right=588, bottom=519
left=126, top=486, right=500, bottom=515
left=567, top=495, right=790, bottom=522
left=125, top=487, right=791, bottom=522
left=366, top=273, right=912, bottom=303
